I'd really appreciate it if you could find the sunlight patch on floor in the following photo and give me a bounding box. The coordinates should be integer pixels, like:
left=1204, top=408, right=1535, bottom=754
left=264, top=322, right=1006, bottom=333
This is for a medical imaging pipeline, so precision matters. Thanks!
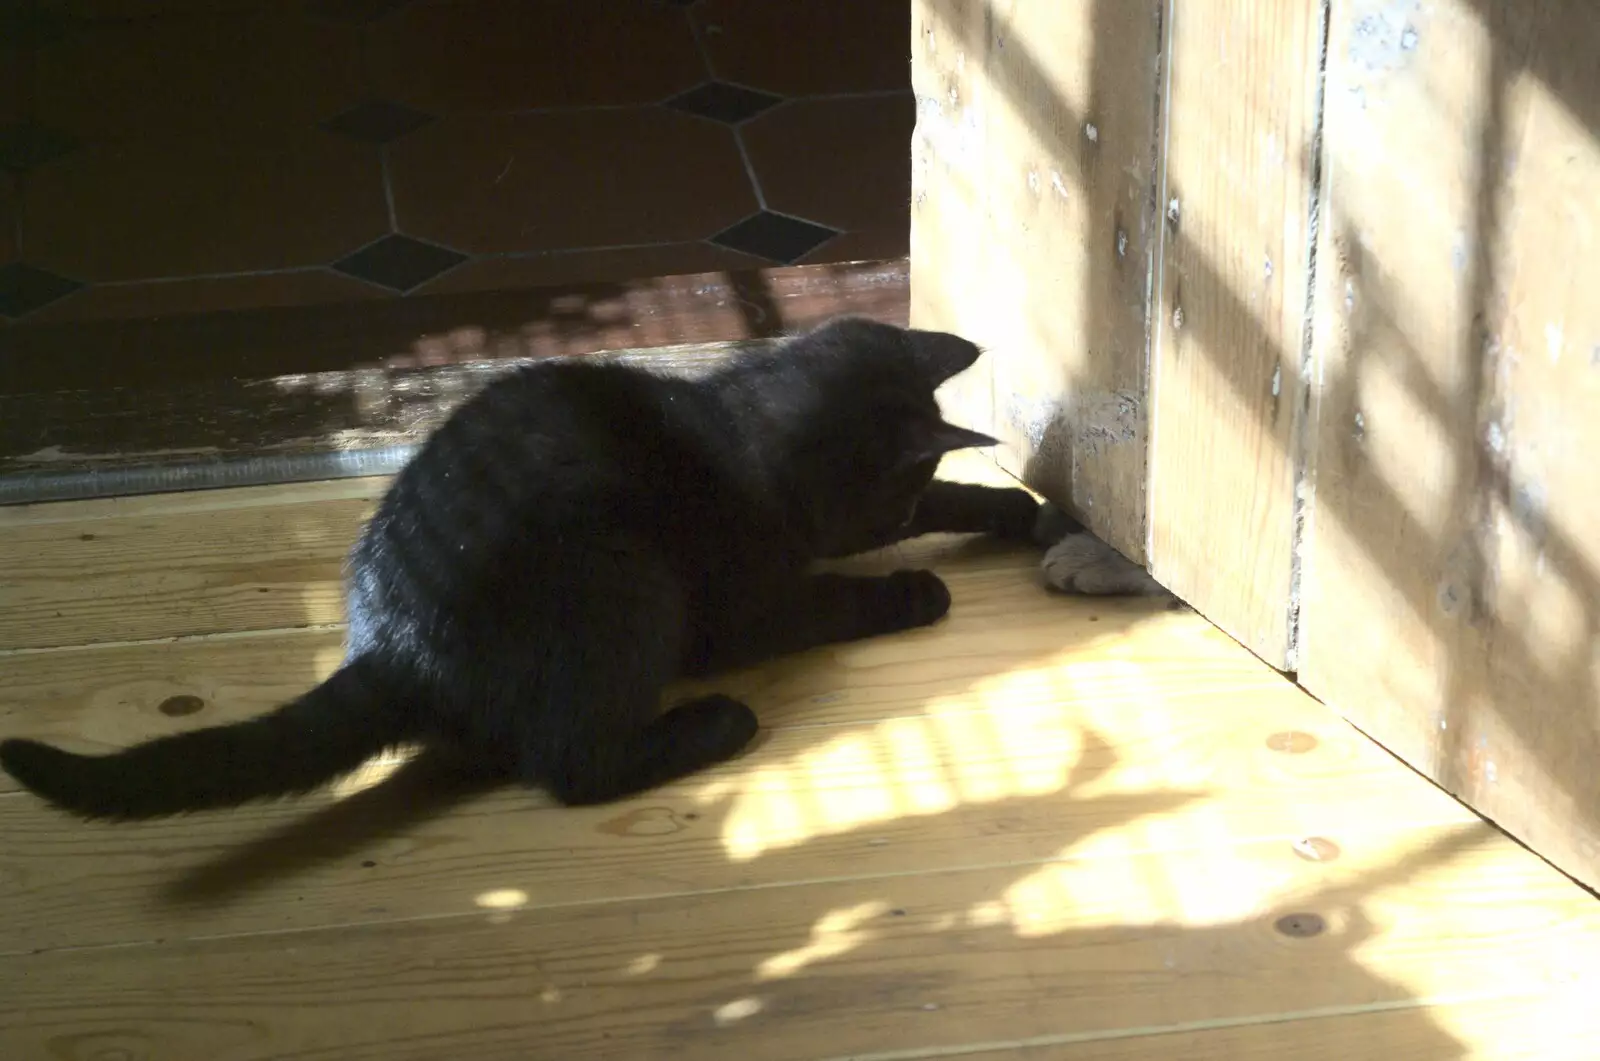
left=710, top=647, right=1181, bottom=863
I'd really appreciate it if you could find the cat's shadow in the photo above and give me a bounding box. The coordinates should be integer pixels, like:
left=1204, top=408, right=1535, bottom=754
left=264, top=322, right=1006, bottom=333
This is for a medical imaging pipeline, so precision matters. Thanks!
left=158, top=747, right=510, bottom=908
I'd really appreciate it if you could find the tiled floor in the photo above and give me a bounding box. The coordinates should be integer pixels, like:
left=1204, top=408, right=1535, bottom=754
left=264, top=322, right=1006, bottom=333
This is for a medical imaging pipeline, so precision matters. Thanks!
left=0, top=0, right=913, bottom=325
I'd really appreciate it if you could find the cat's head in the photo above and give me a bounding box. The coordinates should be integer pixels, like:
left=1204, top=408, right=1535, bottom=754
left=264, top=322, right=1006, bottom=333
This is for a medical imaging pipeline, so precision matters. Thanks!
left=734, top=316, right=998, bottom=556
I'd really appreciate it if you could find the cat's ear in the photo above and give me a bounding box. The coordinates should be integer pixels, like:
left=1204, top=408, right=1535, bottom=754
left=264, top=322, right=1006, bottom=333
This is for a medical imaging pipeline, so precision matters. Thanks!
left=907, top=329, right=984, bottom=385
left=914, top=421, right=999, bottom=462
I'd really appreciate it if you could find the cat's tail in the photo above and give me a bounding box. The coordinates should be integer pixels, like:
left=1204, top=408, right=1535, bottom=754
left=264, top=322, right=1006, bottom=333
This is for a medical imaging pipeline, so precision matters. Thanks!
left=0, top=655, right=415, bottom=821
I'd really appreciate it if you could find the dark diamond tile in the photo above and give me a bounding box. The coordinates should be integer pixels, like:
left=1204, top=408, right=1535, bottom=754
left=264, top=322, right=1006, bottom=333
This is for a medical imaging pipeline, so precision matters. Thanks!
left=319, top=99, right=436, bottom=144
left=710, top=211, right=836, bottom=264
left=665, top=80, right=782, bottom=125
left=0, top=263, right=84, bottom=319
left=331, top=234, right=467, bottom=292
left=0, top=122, right=79, bottom=175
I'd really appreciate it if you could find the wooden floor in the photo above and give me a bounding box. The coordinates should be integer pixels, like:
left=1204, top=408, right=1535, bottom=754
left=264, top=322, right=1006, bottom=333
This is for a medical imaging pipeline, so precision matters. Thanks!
left=1, top=455, right=1596, bottom=1060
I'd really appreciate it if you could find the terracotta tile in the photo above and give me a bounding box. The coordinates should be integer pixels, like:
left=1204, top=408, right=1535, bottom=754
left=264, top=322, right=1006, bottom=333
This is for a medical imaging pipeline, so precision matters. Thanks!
left=26, top=129, right=389, bottom=282
left=24, top=269, right=391, bottom=324
left=390, top=110, right=758, bottom=254
left=414, top=242, right=770, bottom=295
left=741, top=95, right=914, bottom=231
left=0, top=120, right=80, bottom=174
left=0, top=176, right=15, bottom=265
left=3, top=3, right=70, bottom=47
left=37, top=10, right=364, bottom=143
left=305, top=0, right=417, bottom=23
left=694, top=0, right=910, bottom=96
left=370, top=0, right=704, bottom=112
left=795, top=226, right=907, bottom=267
left=1, top=36, right=23, bottom=128
left=45, top=1, right=268, bottom=16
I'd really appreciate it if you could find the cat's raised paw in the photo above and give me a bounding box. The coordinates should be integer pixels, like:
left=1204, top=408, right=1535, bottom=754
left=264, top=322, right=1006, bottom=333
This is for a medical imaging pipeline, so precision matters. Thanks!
left=883, top=569, right=953, bottom=628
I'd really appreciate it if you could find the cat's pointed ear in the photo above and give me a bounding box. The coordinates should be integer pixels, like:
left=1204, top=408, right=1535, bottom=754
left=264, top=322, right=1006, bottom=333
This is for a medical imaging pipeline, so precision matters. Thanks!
left=919, top=421, right=1000, bottom=460
left=907, top=329, right=984, bottom=385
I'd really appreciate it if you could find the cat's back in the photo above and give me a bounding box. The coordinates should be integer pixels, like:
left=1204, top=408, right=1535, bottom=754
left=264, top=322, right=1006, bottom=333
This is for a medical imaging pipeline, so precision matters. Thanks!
left=352, top=359, right=751, bottom=600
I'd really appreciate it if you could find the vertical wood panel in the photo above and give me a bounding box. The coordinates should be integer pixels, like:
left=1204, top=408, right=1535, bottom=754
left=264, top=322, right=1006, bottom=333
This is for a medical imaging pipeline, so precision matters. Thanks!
left=910, top=0, right=1161, bottom=560
left=1146, top=0, right=1324, bottom=667
left=1302, top=0, right=1600, bottom=890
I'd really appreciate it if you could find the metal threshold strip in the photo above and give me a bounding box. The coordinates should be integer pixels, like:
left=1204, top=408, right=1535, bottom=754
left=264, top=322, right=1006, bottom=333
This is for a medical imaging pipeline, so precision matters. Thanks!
left=0, top=446, right=420, bottom=506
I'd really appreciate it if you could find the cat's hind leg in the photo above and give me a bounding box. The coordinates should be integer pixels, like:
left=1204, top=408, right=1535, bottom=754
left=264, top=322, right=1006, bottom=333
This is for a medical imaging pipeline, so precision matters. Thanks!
left=505, top=563, right=761, bottom=805
left=535, top=689, right=759, bottom=806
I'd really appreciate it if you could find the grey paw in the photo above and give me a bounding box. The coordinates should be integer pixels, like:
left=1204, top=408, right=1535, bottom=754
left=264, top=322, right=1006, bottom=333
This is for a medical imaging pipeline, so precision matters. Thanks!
left=1041, top=532, right=1169, bottom=597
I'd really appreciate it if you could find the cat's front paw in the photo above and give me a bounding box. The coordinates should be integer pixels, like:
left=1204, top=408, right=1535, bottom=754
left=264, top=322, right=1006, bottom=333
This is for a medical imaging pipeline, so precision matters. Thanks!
left=882, top=569, right=953, bottom=628
left=985, top=488, right=1043, bottom=540
left=674, top=694, right=761, bottom=762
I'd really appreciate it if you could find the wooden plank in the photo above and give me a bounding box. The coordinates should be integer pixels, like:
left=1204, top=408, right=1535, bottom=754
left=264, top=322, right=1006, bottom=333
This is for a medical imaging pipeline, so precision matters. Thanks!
left=0, top=650, right=1479, bottom=952
left=0, top=467, right=1476, bottom=954
left=0, top=580, right=1262, bottom=794
left=1301, top=0, right=1600, bottom=889
left=0, top=449, right=1015, bottom=651
left=0, top=484, right=377, bottom=649
left=930, top=994, right=1596, bottom=1060
left=2, top=825, right=1594, bottom=1061
left=1146, top=0, right=1322, bottom=667
left=910, top=0, right=1161, bottom=560
left=0, top=342, right=750, bottom=647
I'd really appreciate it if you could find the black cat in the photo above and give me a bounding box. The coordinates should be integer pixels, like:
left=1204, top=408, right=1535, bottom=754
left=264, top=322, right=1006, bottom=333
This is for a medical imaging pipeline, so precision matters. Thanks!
left=0, top=317, right=1039, bottom=820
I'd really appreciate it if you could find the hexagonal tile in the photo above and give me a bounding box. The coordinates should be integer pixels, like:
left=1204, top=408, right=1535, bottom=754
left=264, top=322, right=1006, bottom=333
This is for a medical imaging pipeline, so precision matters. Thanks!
left=741, top=95, right=914, bottom=232
left=37, top=10, right=364, bottom=144
left=0, top=122, right=79, bottom=175
left=694, top=0, right=909, bottom=96
left=25, top=130, right=389, bottom=281
left=389, top=110, right=758, bottom=254
left=371, top=0, right=704, bottom=111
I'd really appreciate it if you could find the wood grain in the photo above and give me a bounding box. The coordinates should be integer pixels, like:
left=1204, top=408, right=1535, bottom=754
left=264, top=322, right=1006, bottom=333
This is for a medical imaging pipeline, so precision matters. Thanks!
left=1300, top=0, right=1600, bottom=890
left=909, top=0, right=1161, bottom=560
left=925, top=994, right=1597, bottom=1060
left=3, top=449, right=1596, bottom=1058
left=0, top=485, right=377, bottom=649
left=0, top=651, right=1476, bottom=953
left=0, top=451, right=1014, bottom=650
left=2, top=827, right=1593, bottom=1061
left=0, top=585, right=1259, bottom=793
left=1146, top=0, right=1323, bottom=667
